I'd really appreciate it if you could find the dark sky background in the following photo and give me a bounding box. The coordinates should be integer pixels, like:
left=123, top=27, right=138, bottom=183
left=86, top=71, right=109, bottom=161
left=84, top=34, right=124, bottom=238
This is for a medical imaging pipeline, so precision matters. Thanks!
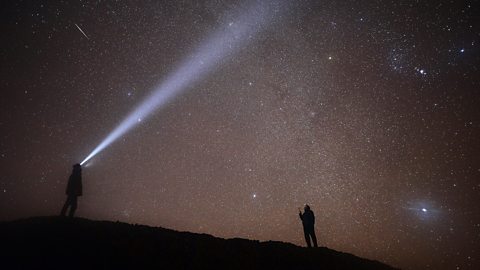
left=1, top=0, right=479, bottom=269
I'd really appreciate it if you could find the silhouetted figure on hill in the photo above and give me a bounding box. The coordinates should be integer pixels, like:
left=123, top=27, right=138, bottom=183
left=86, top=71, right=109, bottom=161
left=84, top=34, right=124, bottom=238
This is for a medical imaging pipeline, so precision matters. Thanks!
left=60, top=164, right=82, bottom=217
left=299, top=204, right=318, bottom=247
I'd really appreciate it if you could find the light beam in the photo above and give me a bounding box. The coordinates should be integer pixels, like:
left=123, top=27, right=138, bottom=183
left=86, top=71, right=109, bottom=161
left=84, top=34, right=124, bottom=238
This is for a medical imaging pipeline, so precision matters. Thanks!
left=80, top=1, right=288, bottom=165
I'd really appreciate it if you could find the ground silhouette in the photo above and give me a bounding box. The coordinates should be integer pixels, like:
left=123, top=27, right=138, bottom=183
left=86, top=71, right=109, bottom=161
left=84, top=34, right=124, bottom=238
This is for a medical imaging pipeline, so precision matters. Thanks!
left=0, top=217, right=399, bottom=270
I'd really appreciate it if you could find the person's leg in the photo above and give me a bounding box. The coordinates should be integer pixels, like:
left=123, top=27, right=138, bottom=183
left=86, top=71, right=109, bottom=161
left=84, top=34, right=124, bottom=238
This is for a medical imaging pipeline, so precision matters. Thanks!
left=60, top=197, right=71, bottom=216
left=310, top=229, right=318, bottom=247
left=68, top=196, right=77, bottom=217
left=304, top=229, right=312, bottom=247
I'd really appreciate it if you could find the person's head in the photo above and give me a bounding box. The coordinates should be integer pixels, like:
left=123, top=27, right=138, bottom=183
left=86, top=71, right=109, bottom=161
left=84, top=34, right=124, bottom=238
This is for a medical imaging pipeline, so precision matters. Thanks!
left=73, top=163, right=81, bottom=172
left=304, top=204, right=310, bottom=211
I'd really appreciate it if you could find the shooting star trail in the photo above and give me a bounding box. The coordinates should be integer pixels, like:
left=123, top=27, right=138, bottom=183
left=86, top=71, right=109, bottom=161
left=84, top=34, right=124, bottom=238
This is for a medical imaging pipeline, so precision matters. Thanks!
left=75, top=23, right=90, bottom=40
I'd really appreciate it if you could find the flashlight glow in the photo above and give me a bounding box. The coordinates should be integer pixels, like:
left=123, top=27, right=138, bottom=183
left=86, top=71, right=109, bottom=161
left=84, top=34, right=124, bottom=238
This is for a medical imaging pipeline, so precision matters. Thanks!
left=80, top=1, right=288, bottom=166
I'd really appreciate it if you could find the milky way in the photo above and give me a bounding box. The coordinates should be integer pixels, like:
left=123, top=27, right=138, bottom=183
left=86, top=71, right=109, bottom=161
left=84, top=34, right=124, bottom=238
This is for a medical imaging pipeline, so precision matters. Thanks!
left=0, top=1, right=479, bottom=269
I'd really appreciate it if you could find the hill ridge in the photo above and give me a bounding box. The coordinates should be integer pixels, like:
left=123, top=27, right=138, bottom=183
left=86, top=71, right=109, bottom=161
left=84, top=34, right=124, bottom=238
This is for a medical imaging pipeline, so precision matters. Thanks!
left=0, top=216, right=399, bottom=270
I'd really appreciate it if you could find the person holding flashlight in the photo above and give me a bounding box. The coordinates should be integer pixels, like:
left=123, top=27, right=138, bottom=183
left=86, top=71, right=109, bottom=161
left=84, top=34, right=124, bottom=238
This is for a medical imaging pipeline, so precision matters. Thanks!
left=60, top=164, right=82, bottom=218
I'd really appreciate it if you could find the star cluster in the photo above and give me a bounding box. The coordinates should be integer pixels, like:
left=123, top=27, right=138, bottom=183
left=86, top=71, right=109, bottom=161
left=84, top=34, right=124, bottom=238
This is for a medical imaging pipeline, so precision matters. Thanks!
left=0, top=1, right=479, bottom=269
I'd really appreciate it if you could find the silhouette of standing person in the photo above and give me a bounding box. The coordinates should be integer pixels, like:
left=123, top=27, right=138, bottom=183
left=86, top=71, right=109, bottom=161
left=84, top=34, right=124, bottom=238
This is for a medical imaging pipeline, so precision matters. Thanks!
left=299, top=204, right=318, bottom=247
left=60, top=164, right=82, bottom=218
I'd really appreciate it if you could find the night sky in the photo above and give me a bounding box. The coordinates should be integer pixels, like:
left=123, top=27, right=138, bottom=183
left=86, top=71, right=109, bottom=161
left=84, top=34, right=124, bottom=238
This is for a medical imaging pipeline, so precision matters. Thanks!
left=1, top=1, right=479, bottom=269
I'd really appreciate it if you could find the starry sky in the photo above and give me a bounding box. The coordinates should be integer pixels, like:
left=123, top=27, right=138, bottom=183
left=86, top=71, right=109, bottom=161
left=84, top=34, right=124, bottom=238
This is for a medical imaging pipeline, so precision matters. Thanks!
left=1, top=1, right=479, bottom=269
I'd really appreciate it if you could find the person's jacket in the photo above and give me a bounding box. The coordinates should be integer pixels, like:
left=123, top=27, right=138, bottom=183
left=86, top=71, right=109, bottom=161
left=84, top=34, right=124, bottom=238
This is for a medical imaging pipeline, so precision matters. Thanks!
left=66, top=172, right=82, bottom=196
left=299, top=210, right=315, bottom=229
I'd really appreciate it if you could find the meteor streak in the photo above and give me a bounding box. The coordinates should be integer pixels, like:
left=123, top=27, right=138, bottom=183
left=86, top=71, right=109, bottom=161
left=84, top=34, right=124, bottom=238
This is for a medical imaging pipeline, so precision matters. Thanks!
left=80, top=1, right=288, bottom=165
left=75, top=23, right=90, bottom=40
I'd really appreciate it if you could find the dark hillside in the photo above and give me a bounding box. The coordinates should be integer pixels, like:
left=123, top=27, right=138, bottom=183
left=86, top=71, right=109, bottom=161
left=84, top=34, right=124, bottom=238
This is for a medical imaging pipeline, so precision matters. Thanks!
left=0, top=217, right=399, bottom=270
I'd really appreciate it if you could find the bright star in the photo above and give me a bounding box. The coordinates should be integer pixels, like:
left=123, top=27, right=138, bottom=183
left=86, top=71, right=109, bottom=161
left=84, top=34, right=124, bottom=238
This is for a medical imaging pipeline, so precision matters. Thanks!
left=415, top=67, right=427, bottom=75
